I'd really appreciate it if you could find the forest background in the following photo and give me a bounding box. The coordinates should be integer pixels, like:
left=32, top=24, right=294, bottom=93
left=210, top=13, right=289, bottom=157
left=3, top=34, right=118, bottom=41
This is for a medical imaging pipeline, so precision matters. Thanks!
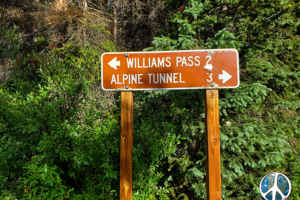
left=0, top=0, right=299, bottom=199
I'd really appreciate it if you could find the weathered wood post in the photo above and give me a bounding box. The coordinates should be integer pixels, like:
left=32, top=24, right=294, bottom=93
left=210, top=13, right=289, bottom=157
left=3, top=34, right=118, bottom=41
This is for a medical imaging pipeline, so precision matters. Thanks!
left=120, top=91, right=133, bottom=200
left=205, top=89, right=222, bottom=200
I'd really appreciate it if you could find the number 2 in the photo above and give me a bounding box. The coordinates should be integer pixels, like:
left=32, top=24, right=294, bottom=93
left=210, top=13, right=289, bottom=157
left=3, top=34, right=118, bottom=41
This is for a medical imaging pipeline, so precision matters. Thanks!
left=206, top=56, right=212, bottom=65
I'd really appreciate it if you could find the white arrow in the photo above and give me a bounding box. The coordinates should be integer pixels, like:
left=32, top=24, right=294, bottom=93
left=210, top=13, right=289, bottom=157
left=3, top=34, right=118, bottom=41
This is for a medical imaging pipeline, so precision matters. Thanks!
left=219, top=70, right=232, bottom=83
left=108, top=57, right=120, bottom=70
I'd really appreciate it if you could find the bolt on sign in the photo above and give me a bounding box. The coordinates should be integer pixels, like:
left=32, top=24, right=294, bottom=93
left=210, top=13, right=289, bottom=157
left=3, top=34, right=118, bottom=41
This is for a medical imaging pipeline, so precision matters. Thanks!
left=101, top=49, right=239, bottom=91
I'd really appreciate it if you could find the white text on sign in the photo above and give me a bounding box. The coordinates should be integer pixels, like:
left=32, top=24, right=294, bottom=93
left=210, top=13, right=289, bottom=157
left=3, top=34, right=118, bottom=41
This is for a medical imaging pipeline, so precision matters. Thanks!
left=126, top=56, right=202, bottom=68
left=102, top=49, right=239, bottom=90
left=111, top=73, right=185, bottom=85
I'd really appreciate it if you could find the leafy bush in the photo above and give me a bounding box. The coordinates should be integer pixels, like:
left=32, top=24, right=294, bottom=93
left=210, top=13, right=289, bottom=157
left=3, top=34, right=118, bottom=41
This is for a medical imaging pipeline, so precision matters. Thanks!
left=145, top=0, right=300, bottom=199
left=1, top=0, right=300, bottom=199
left=0, top=30, right=119, bottom=199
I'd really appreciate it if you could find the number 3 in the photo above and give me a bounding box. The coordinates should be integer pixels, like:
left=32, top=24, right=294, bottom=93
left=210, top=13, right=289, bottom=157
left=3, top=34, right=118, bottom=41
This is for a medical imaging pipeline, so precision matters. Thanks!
left=207, top=73, right=213, bottom=82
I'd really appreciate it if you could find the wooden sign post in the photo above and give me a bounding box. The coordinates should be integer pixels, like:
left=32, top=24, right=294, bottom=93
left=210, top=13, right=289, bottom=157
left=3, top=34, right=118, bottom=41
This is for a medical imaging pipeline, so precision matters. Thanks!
left=120, top=92, right=133, bottom=200
left=101, top=49, right=239, bottom=200
left=205, top=90, right=221, bottom=200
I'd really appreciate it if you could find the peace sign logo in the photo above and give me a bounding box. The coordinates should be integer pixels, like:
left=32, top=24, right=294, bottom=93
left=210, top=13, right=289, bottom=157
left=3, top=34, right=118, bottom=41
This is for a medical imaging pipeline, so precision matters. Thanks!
left=259, top=172, right=292, bottom=200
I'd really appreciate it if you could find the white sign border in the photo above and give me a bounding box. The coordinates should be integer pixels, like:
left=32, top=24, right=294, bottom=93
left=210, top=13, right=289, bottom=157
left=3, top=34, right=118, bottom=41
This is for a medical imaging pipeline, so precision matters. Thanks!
left=101, top=49, right=239, bottom=91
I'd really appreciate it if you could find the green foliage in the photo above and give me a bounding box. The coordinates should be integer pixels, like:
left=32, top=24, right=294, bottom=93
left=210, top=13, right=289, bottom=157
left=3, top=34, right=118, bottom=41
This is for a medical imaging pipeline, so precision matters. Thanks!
left=205, top=29, right=246, bottom=51
left=144, top=0, right=300, bottom=199
left=102, top=40, right=116, bottom=53
left=52, top=42, right=103, bottom=82
left=0, top=41, right=118, bottom=199
left=144, top=35, right=196, bottom=51
left=0, top=24, right=21, bottom=59
left=1, top=1, right=300, bottom=199
left=21, top=157, right=75, bottom=199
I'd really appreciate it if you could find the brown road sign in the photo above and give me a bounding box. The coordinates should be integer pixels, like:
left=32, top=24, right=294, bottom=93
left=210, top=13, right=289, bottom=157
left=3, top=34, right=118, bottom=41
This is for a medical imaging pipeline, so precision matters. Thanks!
left=101, top=49, right=239, bottom=91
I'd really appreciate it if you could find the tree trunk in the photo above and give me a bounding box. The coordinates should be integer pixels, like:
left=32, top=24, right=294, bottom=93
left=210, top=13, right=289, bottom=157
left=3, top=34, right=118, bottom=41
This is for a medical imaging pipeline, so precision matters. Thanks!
left=114, top=6, right=117, bottom=42
left=81, top=0, right=88, bottom=45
